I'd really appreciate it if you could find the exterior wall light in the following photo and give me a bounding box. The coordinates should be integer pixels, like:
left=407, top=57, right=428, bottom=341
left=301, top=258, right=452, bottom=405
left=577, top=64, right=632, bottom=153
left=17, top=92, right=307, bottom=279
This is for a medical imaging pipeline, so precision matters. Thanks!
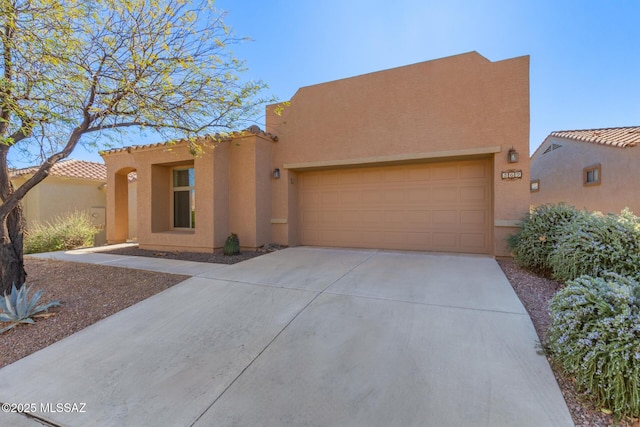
left=507, top=147, right=519, bottom=163
left=273, top=168, right=280, bottom=179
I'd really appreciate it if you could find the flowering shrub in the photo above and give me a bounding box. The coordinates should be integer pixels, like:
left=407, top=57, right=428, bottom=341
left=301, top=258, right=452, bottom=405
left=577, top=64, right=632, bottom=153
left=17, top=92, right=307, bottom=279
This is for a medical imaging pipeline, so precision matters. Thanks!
left=547, top=274, right=640, bottom=419
left=549, top=209, right=640, bottom=282
left=508, top=203, right=579, bottom=275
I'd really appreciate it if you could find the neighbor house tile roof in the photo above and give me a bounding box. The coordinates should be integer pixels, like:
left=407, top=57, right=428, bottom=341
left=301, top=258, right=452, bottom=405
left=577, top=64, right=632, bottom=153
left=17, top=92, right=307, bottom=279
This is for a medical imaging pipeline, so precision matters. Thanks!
left=550, top=126, right=640, bottom=148
left=10, top=159, right=106, bottom=181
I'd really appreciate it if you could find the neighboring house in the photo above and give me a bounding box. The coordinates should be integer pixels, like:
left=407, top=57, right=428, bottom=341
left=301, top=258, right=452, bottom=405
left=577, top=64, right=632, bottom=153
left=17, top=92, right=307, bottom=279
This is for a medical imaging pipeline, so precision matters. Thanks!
left=530, top=127, right=640, bottom=215
left=103, top=51, right=530, bottom=256
left=10, top=160, right=109, bottom=245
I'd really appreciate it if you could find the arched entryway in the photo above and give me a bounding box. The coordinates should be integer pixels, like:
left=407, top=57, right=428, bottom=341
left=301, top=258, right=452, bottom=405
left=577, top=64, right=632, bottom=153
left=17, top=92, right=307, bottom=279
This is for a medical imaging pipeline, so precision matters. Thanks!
left=108, top=166, right=137, bottom=243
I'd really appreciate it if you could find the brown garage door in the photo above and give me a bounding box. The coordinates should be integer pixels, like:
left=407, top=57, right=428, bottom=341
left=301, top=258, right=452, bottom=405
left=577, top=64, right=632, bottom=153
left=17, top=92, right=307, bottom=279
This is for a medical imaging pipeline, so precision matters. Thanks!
left=298, top=158, right=492, bottom=254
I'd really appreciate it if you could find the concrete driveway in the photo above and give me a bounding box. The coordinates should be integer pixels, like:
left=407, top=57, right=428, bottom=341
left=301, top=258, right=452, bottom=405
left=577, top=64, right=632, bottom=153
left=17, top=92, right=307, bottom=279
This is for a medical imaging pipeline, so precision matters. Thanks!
left=0, top=247, right=573, bottom=426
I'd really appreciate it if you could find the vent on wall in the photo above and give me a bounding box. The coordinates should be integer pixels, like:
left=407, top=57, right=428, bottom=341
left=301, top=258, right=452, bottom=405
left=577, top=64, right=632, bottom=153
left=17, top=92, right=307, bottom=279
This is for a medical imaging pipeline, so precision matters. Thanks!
left=543, top=143, right=562, bottom=154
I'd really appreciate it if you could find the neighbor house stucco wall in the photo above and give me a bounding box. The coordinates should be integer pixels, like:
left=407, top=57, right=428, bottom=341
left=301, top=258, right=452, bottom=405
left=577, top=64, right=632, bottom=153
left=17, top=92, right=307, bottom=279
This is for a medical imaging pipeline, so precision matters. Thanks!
left=531, top=136, right=640, bottom=214
left=267, top=51, right=530, bottom=256
left=12, top=175, right=108, bottom=245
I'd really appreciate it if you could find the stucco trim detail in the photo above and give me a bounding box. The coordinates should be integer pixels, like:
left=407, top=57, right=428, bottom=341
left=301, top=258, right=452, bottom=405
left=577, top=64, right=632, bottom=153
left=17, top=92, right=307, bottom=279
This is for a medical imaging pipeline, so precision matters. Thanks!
left=283, top=146, right=502, bottom=170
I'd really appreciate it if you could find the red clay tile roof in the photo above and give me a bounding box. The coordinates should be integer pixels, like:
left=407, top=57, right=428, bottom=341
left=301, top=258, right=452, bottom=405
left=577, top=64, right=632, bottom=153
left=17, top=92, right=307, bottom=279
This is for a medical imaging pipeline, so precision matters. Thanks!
left=10, top=159, right=106, bottom=181
left=100, top=126, right=278, bottom=156
left=550, top=126, right=640, bottom=148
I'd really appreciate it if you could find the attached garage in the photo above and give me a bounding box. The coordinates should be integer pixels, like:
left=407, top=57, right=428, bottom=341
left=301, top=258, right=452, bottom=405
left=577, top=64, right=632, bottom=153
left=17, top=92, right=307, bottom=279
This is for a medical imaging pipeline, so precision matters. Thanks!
left=298, top=157, right=493, bottom=254
left=104, top=53, right=529, bottom=257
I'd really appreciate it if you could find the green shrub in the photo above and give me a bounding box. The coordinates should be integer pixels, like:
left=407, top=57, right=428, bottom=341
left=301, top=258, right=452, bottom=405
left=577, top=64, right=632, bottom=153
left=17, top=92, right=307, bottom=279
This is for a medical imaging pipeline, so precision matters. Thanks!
left=223, top=233, right=240, bottom=256
left=24, top=211, right=99, bottom=254
left=547, top=274, right=640, bottom=419
left=549, top=209, right=640, bottom=282
left=508, top=203, right=580, bottom=275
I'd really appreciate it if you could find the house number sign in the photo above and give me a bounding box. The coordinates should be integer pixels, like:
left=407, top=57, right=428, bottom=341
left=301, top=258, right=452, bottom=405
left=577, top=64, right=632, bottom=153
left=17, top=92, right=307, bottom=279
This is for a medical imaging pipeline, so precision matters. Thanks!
left=501, top=169, right=522, bottom=180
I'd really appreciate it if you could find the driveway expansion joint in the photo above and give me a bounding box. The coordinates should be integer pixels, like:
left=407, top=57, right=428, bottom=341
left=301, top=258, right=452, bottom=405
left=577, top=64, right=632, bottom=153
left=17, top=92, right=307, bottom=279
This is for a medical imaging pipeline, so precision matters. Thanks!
left=323, top=290, right=530, bottom=316
left=0, top=402, right=61, bottom=427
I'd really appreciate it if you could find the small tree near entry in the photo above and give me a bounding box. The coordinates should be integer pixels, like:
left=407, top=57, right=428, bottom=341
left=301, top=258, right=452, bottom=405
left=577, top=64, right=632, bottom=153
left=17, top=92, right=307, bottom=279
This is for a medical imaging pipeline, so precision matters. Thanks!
left=0, top=0, right=273, bottom=294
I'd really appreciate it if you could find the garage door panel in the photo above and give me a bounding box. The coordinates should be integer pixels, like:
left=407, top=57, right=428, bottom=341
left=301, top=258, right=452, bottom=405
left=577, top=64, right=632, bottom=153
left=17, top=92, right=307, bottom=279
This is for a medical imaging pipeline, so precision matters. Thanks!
left=319, top=211, right=339, bottom=226
left=405, top=210, right=430, bottom=226
left=432, top=210, right=458, bottom=225
left=381, top=231, right=409, bottom=247
left=460, top=185, right=489, bottom=202
left=407, top=188, right=431, bottom=203
left=299, top=159, right=492, bottom=254
left=301, top=210, right=320, bottom=225
left=319, top=173, right=339, bottom=186
left=342, top=211, right=370, bottom=228
left=301, top=191, right=321, bottom=208
left=460, top=162, right=489, bottom=179
left=405, top=232, right=432, bottom=248
left=361, top=190, right=382, bottom=203
left=382, top=189, right=406, bottom=203
left=431, top=186, right=459, bottom=203
left=460, top=210, right=487, bottom=225
left=339, top=190, right=360, bottom=204
left=382, top=209, right=404, bottom=223
left=383, top=168, right=408, bottom=182
left=407, top=166, right=431, bottom=181
left=431, top=164, right=459, bottom=180
left=361, top=169, right=385, bottom=184
left=300, top=173, right=319, bottom=187
left=461, top=233, right=488, bottom=250
left=339, top=170, right=361, bottom=184
left=432, top=233, right=459, bottom=249
left=321, top=191, right=339, bottom=204
left=361, top=211, right=383, bottom=225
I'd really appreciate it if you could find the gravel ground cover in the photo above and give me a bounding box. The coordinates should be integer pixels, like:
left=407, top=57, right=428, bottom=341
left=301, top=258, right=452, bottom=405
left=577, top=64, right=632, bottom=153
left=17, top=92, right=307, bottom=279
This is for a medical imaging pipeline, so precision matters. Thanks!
left=497, top=258, right=638, bottom=427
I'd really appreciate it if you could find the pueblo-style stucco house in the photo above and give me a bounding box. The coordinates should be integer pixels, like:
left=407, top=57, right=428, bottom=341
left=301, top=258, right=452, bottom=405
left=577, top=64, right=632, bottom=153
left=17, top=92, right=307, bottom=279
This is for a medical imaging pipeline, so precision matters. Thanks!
left=102, top=51, right=530, bottom=257
left=531, top=127, right=640, bottom=215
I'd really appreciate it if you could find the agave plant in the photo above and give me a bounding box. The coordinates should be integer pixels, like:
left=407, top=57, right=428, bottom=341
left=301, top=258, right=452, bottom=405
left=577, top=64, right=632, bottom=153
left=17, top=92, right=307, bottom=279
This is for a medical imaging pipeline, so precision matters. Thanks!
left=0, top=284, right=61, bottom=333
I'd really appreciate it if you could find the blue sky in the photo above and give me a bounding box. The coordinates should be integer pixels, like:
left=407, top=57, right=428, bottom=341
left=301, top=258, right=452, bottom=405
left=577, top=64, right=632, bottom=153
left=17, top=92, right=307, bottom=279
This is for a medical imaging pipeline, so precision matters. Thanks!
left=10, top=0, right=640, bottom=167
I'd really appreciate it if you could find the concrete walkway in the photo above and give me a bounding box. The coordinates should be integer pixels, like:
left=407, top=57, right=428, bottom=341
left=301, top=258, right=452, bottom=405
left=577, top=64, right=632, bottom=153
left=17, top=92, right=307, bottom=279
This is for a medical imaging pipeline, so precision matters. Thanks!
left=1, top=247, right=573, bottom=426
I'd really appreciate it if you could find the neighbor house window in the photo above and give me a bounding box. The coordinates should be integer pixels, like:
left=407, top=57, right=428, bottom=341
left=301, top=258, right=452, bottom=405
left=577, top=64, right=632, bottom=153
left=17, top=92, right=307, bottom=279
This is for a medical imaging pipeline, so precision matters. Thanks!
left=583, top=164, right=601, bottom=187
left=530, top=179, right=540, bottom=192
left=173, top=167, right=195, bottom=228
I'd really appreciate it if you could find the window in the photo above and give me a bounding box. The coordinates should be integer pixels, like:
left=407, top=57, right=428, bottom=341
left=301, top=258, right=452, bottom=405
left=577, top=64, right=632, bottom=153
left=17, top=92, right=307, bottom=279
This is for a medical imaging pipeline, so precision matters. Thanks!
left=173, top=168, right=195, bottom=228
left=530, top=179, right=540, bottom=192
left=583, top=164, right=601, bottom=187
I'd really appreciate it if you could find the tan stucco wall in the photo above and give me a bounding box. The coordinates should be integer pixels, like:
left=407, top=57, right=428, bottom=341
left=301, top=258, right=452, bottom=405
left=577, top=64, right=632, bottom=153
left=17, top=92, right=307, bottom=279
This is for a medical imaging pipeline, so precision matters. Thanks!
left=267, top=51, right=530, bottom=256
left=103, top=51, right=530, bottom=256
left=227, top=137, right=273, bottom=249
left=12, top=175, right=108, bottom=246
left=531, top=136, right=640, bottom=215
left=105, top=143, right=214, bottom=251
left=128, top=181, right=137, bottom=240
left=103, top=134, right=274, bottom=252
